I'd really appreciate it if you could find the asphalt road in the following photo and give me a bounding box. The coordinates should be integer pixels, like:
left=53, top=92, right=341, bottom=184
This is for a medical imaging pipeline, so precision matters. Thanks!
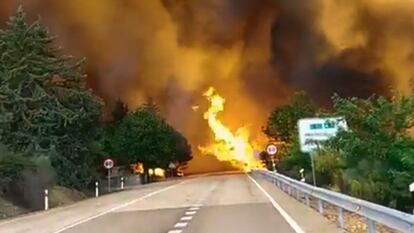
left=0, top=172, right=340, bottom=233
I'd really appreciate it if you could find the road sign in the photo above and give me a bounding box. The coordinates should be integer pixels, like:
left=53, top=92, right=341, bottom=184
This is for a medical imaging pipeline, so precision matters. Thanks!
left=409, top=182, right=414, bottom=192
left=298, top=117, right=347, bottom=186
left=169, top=162, right=176, bottom=169
left=103, top=158, right=114, bottom=169
left=298, top=117, right=347, bottom=153
left=266, top=144, right=278, bottom=155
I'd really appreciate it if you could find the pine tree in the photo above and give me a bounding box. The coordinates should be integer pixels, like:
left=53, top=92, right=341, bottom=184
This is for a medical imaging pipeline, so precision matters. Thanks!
left=0, top=7, right=102, bottom=189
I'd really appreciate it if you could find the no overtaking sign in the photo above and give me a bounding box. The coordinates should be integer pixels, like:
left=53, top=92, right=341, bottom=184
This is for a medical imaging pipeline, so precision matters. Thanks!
left=266, top=144, right=278, bottom=155
left=104, top=158, right=114, bottom=169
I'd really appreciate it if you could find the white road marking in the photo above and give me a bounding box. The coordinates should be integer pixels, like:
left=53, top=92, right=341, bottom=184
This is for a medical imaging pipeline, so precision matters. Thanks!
left=168, top=183, right=215, bottom=233
left=52, top=181, right=187, bottom=233
left=247, top=174, right=306, bottom=233
left=185, top=211, right=197, bottom=215
left=174, top=222, right=188, bottom=228
left=181, top=216, right=193, bottom=221
left=167, top=230, right=182, bottom=233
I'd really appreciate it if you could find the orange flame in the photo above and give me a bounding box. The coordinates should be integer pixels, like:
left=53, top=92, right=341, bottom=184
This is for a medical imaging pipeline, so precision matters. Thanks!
left=199, top=87, right=261, bottom=172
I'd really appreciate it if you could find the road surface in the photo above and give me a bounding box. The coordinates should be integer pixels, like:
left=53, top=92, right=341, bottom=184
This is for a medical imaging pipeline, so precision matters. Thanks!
left=0, top=172, right=340, bottom=233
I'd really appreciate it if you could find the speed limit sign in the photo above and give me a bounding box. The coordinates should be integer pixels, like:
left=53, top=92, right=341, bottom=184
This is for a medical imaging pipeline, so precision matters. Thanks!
left=103, top=158, right=114, bottom=169
left=266, top=144, right=278, bottom=155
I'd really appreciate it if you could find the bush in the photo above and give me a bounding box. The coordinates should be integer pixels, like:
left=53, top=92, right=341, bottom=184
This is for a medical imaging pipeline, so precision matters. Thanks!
left=0, top=147, right=34, bottom=195
left=12, top=156, right=56, bottom=210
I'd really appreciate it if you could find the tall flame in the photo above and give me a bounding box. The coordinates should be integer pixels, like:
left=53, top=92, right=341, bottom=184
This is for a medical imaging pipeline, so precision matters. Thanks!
left=199, top=87, right=260, bottom=172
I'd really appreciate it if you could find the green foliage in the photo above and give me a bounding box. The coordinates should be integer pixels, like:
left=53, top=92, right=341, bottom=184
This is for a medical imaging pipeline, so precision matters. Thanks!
left=276, top=136, right=312, bottom=180
left=264, top=91, right=316, bottom=143
left=324, top=93, right=414, bottom=210
left=172, top=130, right=192, bottom=164
left=0, top=7, right=103, bottom=189
left=264, top=92, right=316, bottom=180
left=264, top=89, right=414, bottom=211
left=105, top=105, right=192, bottom=171
left=0, top=145, right=34, bottom=194
left=314, top=149, right=345, bottom=190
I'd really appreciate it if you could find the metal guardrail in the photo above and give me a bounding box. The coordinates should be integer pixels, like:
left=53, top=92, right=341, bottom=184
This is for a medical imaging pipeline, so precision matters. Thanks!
left=257, top=170, right=414, bottom=233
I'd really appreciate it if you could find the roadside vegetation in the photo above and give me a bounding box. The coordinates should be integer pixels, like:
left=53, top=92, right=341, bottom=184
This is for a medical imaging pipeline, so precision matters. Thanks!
left=263, top=91, right=414, bottom=212
left=0, top=8, right=192, bottom=214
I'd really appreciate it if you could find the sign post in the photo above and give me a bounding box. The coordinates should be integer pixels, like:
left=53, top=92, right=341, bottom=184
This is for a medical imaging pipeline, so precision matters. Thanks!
left=266, top=144, right=278, bottom=172
left=169, top=162, right=176, bottom=178
left=298, top=117, right=347, bottom=186
left=104, top=158, right=114, bottom=192
left=409, top=182, right=414, bottom=214
left=310, top=151, right=317, bottom=186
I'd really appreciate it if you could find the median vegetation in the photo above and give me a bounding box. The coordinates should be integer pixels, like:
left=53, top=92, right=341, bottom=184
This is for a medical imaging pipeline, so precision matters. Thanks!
left=0, top=7, right=191, bottom=213
left=264, top=91, right=414, bottom=212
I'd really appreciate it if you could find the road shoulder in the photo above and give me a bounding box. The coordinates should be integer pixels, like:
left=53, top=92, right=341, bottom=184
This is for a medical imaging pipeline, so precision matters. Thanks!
left=0, top=179, right=185, bottom=233
left=250, top=173, right=342, bottom=233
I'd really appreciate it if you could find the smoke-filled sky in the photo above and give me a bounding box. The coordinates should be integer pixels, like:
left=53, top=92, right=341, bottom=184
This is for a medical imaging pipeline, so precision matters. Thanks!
left=1, top=0, right=413, bottom=172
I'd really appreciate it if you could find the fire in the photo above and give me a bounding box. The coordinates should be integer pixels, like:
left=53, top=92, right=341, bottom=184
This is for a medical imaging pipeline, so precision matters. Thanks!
left=199, top=87, right=261, bottom=172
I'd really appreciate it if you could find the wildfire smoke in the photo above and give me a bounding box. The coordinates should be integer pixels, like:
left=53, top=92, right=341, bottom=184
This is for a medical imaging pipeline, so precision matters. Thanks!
left=1, top=0, right=414, bottom=172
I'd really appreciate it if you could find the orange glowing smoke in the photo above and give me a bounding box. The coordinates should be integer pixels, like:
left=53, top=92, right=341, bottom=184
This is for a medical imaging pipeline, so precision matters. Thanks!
left=198, top=87, right=261, bottom=172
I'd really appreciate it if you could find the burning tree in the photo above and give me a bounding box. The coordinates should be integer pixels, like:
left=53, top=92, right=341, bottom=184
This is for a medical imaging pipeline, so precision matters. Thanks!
left=0, top=7, right=102, bottom=189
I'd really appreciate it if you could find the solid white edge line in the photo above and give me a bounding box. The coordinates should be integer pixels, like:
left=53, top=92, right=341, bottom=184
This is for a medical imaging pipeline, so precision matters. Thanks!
left=247, top=174, right=306, bottom=233
left=52, top=181, right=187, bottom=233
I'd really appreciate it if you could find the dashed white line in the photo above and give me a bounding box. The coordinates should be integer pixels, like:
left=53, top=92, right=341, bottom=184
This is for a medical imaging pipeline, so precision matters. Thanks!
left=167, top=230, right=182, bottom=233
left=181, top=216, right=193, bottom=221
left=247, top=174, right=305, bottom=233
left=167, top=182, right=216, bottom=233
left=185, top=211, right=197, bottom=215
left=174, top=222, right=188, bottom=228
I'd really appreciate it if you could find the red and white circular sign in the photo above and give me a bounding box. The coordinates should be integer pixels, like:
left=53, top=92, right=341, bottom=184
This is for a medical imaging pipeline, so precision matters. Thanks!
left=103, top=158, right=114, bottom=169
left=266, top=144, right=278, bottom=155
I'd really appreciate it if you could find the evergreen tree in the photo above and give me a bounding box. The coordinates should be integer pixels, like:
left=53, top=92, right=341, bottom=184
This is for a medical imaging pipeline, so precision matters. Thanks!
left=0, top=7, right=102, bottom=189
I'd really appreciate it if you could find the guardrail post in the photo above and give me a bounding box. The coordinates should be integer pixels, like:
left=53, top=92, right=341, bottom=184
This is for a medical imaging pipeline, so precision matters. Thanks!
left=44, top=189, right=49, bottom=211
left=318, top=199, right=324, bottom=215
left=337, top=207, right=344, bottom=229
left=367, top=219, right=376, bottom=233
left=288, top=186, right=292, bottom=196
left=296, top=189, right=300, bottom=200
left=95, top=181, right=99, bottom=197
left=305, top=194, right=310, bottom=206
left=121, top=177, right=124, bottom=190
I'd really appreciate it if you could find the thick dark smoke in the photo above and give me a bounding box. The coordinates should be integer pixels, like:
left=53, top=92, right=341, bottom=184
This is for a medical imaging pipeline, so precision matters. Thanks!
left=269, top=0, right=392, bottom=104
left=0, top=0, right=413, bottom=172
